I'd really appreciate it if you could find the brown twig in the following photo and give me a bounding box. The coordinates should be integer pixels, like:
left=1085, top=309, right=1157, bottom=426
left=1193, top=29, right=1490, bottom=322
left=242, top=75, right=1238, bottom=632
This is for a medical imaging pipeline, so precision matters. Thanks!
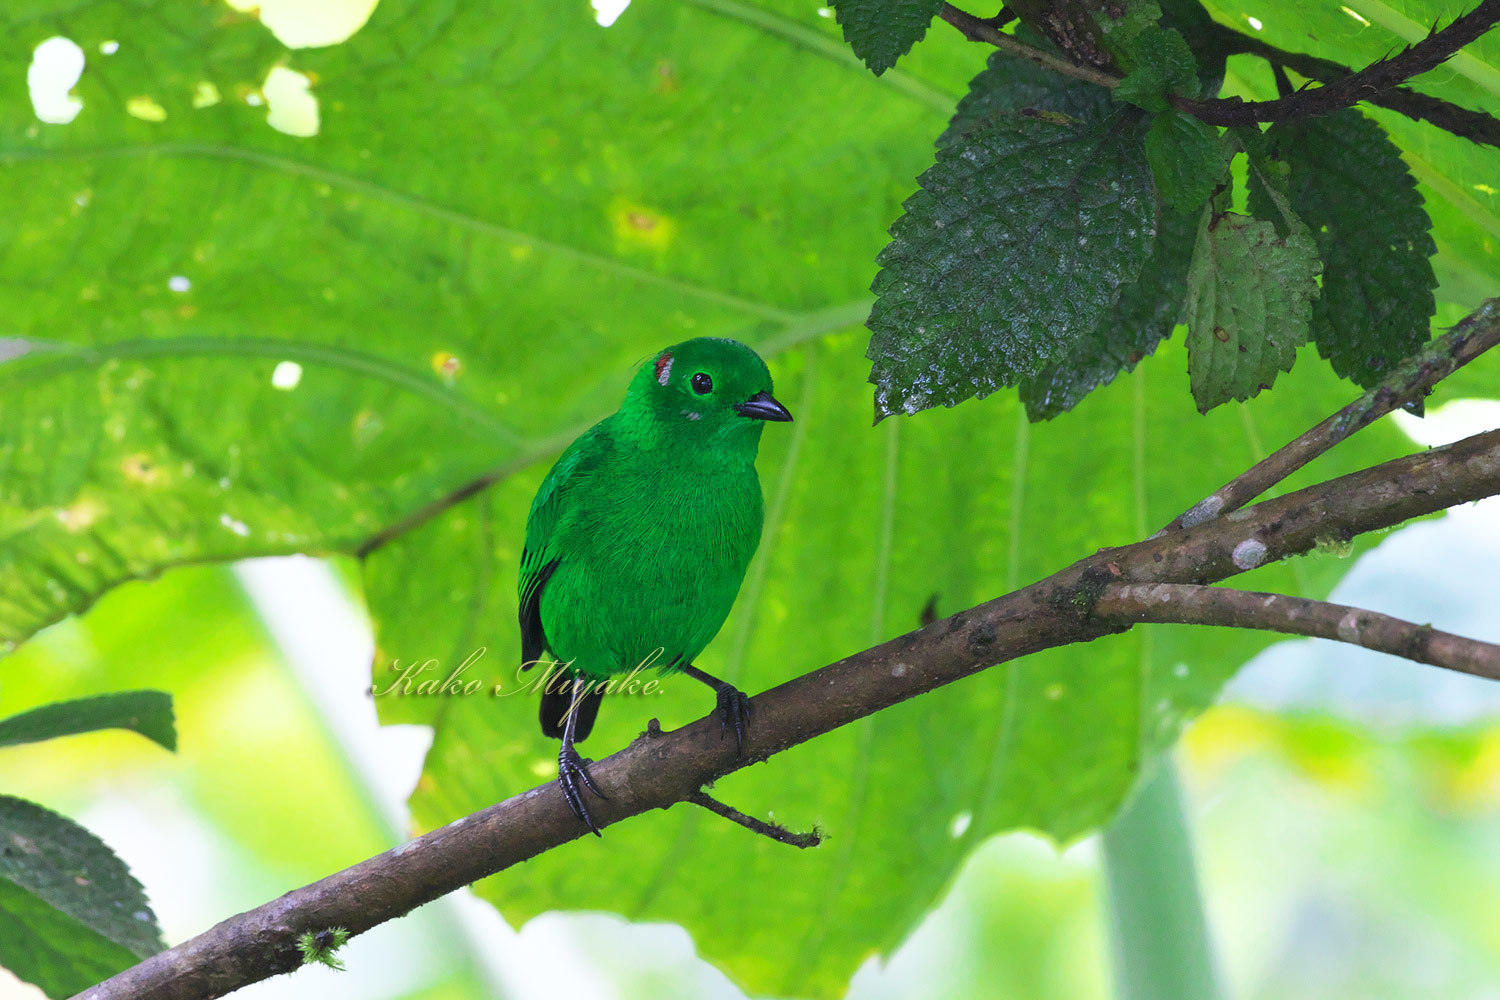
left=687, top=790, right=822, bottom=848
left=76, top=422, right=1500, bottom=1000
left=1097, top=583, right=1500, bottom=681
left=940, top=2, right=1500, bottom=148
left=1163, top=298, right=1500, bottom=532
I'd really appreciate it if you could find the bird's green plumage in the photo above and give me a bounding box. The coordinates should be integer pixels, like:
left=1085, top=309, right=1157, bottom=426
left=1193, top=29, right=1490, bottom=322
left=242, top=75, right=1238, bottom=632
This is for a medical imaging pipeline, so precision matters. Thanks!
left=519, top=338, right=781, bottom=690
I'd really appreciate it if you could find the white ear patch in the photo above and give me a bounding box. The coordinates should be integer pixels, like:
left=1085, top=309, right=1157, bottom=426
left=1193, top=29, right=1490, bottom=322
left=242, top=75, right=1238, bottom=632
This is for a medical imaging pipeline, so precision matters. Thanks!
left=654, top=351, right=673, bottom=386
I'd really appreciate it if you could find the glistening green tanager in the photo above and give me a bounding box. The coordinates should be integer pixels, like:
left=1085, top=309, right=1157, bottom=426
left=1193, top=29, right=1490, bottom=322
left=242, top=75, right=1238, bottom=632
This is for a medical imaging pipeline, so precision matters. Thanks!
left=518, top=337, right=792, bottom=834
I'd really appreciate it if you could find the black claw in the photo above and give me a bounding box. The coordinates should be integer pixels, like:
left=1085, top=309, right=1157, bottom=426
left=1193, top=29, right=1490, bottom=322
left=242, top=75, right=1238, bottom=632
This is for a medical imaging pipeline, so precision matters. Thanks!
left=558, top=745, right=606, bottom=836
left=714, top=685, right=753, bottom=755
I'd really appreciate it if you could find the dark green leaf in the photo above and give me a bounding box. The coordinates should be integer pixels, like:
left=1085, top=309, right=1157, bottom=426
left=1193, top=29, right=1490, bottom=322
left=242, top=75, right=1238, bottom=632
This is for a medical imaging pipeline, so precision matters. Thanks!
left=1145, top=111, right=1225, bottom=210
left=0, top=691, right=175, bottom=751
left=1184, top=209, right=1322, bottom=411
left=1252, top=110, right=1438, bottom=386
left=1113, top=25, right=1199, bottom=111
left=0, top=796, right=162, bottom=998
left=829, top=0, right=945, bottom=75
left=1155, top=0, right=1231, bottom=90
left=941, top=49, right=1114, bottom=148
left=1021, top=199, right=1198, bottom=418
left=868, top=110, right=1157, bottom=417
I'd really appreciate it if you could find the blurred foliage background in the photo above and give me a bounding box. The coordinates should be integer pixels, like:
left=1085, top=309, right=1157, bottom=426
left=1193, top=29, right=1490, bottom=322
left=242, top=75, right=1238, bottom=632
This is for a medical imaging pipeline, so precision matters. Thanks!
left=3, top=0, right=1500, bottom=997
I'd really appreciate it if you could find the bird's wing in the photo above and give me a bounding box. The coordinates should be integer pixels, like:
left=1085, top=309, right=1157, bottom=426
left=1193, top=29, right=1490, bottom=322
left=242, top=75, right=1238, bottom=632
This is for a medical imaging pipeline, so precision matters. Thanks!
left=518, top=420, right=613, bottom=668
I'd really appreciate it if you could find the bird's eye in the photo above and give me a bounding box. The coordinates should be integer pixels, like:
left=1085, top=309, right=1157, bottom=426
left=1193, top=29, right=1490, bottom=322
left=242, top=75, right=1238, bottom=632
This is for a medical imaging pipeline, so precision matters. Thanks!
left=691, top=372, right=713, bottom=394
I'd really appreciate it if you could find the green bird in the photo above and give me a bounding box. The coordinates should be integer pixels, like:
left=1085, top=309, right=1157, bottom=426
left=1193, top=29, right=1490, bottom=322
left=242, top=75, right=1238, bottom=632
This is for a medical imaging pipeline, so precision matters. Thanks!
left=518, top=337, right=793, bottom=834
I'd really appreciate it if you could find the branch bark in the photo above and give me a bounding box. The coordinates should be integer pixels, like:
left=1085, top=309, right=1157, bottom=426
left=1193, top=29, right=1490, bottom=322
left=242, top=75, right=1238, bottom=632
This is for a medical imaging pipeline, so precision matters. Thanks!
left=1097, top=583, right=1500, bottom=681
left=939, top=2, right=1500, bottom=148
left=77, top=424, right=1500, bottom=1000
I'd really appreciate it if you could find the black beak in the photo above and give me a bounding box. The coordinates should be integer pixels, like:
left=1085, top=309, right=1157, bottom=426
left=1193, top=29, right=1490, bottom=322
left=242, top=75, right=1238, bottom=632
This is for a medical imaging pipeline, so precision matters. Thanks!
left=734, top=390, right=793, bottom=422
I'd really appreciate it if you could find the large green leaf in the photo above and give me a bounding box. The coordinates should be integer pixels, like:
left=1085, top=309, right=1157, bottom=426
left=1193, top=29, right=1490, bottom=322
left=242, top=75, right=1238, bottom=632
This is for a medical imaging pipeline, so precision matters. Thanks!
left=0, top=690, right=175, bottom=750
left=0, top=2, right=1495, bottom=997
left=0, top=795, right=162, bottom=998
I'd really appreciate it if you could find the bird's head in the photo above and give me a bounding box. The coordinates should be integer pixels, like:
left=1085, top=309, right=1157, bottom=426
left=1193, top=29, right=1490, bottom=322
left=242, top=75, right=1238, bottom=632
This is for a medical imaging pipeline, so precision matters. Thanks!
left=623, top=337, right=792, bottom=447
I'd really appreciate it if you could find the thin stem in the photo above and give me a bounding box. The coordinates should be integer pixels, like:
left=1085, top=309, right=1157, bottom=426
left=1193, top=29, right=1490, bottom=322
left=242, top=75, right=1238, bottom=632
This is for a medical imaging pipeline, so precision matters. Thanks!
left=1163, top=298, right=1500, bottom=532
left=1102, top=760, right=1222, bottom=1000
left=687, top=790, right=822, bottom=848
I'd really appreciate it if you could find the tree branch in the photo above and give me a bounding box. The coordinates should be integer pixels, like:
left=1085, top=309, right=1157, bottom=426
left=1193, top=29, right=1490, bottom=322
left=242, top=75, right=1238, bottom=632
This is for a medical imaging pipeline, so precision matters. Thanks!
left=1165, top=299, right=1500, bottom=532
left=1097, top=583, right=1500, bottom=681
left=939, top=2, right=1500, bottom=148
left=77, top=422, right=1500, bottom=1000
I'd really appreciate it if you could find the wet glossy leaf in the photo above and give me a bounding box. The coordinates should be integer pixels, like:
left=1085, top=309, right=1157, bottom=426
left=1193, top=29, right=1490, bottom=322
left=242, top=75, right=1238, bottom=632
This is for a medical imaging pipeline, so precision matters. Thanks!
left=868, top=110, right=1157, bottom=417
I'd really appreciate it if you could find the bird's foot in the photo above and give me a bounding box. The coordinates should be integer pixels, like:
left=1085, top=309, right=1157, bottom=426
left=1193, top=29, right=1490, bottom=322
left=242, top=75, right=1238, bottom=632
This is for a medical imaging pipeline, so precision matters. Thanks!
left=714, top=684, right=753, bottom=755
left=558, top=745, right=606, bottom=836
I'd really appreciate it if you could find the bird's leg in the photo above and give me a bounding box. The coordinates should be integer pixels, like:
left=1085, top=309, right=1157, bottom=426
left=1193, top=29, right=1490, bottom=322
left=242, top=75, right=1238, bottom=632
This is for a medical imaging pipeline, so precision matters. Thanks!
left=680, top=663, right=752, bottom=755
left=557, top=678, right=606, bottom=836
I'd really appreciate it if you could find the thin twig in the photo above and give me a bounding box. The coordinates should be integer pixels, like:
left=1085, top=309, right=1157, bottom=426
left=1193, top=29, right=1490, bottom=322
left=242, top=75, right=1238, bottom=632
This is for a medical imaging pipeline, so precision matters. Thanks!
left=688, top=790, right=822, bottom=848
left=939, top=2, right=1500, bottom=148
left=1163, top=298, right=1500, bottom=532
left=1097, top=583, right=1500, bottom=681
left=75, top=423, right=1500, bottom=1000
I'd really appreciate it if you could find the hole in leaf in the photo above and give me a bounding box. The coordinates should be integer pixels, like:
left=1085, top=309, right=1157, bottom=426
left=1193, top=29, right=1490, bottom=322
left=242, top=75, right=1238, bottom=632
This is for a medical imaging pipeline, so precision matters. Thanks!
left=271, top=360, right=304, bottom=390
left=222, top=0, right=378, bottom=48
left=263, top=66, right=319, bottom=137
left=592, top=0, right=630, bottom=27
left=27, top=36, right=85, bottom=124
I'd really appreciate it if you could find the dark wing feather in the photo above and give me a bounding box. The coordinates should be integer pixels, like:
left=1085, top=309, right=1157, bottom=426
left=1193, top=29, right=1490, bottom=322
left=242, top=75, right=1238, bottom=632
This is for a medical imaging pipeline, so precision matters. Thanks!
left=519, top=555, right=559, bottom=669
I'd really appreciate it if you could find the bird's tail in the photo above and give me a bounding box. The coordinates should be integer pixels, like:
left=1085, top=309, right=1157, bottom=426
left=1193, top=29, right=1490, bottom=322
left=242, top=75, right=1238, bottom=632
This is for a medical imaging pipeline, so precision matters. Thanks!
left=540, top=679, right=604, bottom=741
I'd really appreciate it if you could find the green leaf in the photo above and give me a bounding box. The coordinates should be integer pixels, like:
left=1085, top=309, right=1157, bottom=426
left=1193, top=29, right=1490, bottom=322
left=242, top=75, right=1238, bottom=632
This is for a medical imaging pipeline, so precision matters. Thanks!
left=0, top=795, right=162, bottom=998
left=1020, top=199, right=1199, bottom=419
left=829, top=0, right=945, bottom=75
left=1156, top=0, right=1232, bottom=90
left=1252, top=110, right=1438, bottom=386
left=1183, top=209, right=1323, bottom=411
left=0, top=691, right=175, bottom=751
left=1145, top=110, right=1225, bottom=210
left=1113, top=25, right=1200, bottom=110
left=868, top=110, right=1157, bottom=416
